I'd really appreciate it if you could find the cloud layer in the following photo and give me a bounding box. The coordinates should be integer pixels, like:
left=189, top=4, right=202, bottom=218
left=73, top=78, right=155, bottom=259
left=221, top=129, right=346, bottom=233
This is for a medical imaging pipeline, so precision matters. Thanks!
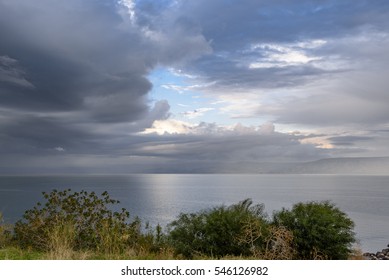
left=1, top=0, right=389, bottom=173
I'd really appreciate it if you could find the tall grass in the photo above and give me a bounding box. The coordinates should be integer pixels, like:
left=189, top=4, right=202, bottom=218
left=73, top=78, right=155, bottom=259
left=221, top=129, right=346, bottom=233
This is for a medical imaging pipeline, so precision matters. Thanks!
left=46, top=220, right=77, bottom=259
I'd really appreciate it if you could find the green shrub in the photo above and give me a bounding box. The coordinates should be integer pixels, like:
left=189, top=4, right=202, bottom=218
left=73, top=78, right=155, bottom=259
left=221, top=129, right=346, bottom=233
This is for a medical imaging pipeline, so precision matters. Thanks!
left=0, top=212, right=12, bottom=248
left=0, top=212, right=4, bottom=247
left=14, top=189, right=140, bottom=253
left=167, top=199, right=270, bottom=258
left=272, top=201, right=356, bottom=259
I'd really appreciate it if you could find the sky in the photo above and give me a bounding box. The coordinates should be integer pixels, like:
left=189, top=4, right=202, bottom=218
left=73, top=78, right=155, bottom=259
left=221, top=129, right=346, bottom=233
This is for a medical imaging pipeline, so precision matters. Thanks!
left=1, top=0, right=389, bottom=174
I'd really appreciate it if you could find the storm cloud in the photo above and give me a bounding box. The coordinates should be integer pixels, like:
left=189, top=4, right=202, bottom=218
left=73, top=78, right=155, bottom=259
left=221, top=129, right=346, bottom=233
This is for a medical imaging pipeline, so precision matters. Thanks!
left=0, top=0, right=209, bottom=168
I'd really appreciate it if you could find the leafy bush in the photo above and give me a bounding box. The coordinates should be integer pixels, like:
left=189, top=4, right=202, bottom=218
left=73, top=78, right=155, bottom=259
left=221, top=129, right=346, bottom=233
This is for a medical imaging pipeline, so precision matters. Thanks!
left=0, top=212, right=4, bottom=247
left=272, top=201, right=356, bottom=259
left=167, top=199, right=270, bottom=258
left=14, top=189, right=140, bottom=253
left=0, top=212, right=12, bottom=248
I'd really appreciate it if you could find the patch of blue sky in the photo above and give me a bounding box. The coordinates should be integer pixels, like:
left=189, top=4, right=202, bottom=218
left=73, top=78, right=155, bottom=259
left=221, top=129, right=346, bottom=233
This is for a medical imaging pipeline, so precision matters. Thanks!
left=148, top=67, right=278, bottom=127
left=148, top=67, right=222, bottom=123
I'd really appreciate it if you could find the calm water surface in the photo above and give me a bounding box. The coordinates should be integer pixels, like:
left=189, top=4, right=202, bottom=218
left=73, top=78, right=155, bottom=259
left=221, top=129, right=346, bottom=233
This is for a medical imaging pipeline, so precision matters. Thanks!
left=0, top=174, right=388, bottom=252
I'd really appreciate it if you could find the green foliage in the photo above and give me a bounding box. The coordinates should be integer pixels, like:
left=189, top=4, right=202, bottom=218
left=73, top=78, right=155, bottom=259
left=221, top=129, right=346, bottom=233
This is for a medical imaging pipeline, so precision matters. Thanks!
left=132, top=222, right=170, bottom=258
left=0, top=246, right=45, bottom=260
left=272, top=201, right=356, bottom=259
left=0, top=212, right=4, bottom=248
left=3, top=194, right=360, bottom=260
left=13, top=189, right=140, bottom=252
left=0, top=212, right=12, bottom=248
left=168, top=199, right=270, bottom=258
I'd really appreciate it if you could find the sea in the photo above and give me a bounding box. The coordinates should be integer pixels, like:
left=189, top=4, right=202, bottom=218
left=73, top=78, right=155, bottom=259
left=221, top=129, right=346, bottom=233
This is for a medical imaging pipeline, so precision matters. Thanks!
left=0, top=174, right=388, bottom=253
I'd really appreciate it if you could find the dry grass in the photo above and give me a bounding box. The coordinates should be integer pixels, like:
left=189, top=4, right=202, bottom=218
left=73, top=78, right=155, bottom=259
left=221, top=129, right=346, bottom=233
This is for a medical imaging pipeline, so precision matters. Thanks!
left=46, top=220, right=76, bottom=259
left=262, top=226, right=295, bottom=260
left=236, top=219, right=296, bottom=260
left=348, top=246, right=365, bottom=260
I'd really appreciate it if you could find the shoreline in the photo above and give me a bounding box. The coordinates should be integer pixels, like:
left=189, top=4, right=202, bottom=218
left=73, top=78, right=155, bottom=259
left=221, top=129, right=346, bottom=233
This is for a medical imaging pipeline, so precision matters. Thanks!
left=363, top=245, right=389, bottom=260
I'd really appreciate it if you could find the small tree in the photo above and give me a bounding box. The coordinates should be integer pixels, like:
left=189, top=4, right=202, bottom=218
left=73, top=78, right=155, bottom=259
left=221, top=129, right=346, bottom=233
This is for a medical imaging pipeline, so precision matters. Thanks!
left=14, top=189, right=140, bottom=253
left=272, top=201, right=356, bottom=259
left=168, top=199, right=270, bottom=258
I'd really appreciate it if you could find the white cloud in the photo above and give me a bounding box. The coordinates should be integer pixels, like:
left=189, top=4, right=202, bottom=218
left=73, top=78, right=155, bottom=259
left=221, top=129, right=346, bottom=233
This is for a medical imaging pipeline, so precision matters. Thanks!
left=259, top=122, right=276, bottom=135
left=169, top=68, right=198, bottom=79
left=118, top=0, right=136, bottom=23
left=161, top=81, right=216, bottom=94
left=54, top=147, right=65, bottom=152
left=142, top=118, right=277, bottom=137
left=141, top=119, right=194, bottom=135
left=182, top=107, right=214, bottom=119
left=215, top=93, right=264, bottom=119
left=248, top=41, right=324, bottom=69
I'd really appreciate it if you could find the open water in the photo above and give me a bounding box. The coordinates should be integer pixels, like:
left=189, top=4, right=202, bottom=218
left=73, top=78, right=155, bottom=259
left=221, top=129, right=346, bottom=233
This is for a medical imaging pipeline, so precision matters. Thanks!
left=0, top=174, right=388, bottom=252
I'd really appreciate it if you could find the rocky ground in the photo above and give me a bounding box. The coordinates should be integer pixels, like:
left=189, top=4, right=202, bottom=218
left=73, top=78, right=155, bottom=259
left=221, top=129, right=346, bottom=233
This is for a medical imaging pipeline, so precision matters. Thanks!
left=363, top=244, right=389, bottom=260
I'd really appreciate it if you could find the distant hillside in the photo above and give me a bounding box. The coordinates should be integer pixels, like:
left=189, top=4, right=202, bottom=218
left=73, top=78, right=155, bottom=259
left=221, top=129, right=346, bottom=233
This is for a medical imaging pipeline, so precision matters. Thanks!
left=283, top=157, right=389, bottom=174
left=148, top=157, right=389, bottom=174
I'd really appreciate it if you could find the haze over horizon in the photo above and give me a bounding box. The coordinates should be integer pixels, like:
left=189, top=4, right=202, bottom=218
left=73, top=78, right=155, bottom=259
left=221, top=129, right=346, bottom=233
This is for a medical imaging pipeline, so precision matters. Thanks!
left=1, top=0, right=389, bottom=174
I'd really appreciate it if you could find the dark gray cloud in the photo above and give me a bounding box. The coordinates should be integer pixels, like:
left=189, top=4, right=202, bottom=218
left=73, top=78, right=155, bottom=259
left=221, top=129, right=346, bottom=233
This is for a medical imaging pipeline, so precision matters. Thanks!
left=0, top=0, right=209, bottom=170
left=328, top=136, right=373, bottom=147
left=174, top=0, right=389, bottom=50
left=0, top=0, right=152, bottom=116
left=0, top=130, right=326, bottom=174
left=134, top=133, right=322, bottom=163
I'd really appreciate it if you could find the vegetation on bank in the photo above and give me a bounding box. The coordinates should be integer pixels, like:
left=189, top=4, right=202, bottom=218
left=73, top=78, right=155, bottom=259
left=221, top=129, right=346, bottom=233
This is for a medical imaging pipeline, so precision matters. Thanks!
left=0, top=189, right=359, bottom=260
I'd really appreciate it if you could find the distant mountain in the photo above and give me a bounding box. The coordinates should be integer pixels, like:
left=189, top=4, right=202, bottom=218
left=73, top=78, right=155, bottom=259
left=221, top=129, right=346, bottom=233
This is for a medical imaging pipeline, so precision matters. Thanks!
left=282, top=157, right=389, bottom=174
